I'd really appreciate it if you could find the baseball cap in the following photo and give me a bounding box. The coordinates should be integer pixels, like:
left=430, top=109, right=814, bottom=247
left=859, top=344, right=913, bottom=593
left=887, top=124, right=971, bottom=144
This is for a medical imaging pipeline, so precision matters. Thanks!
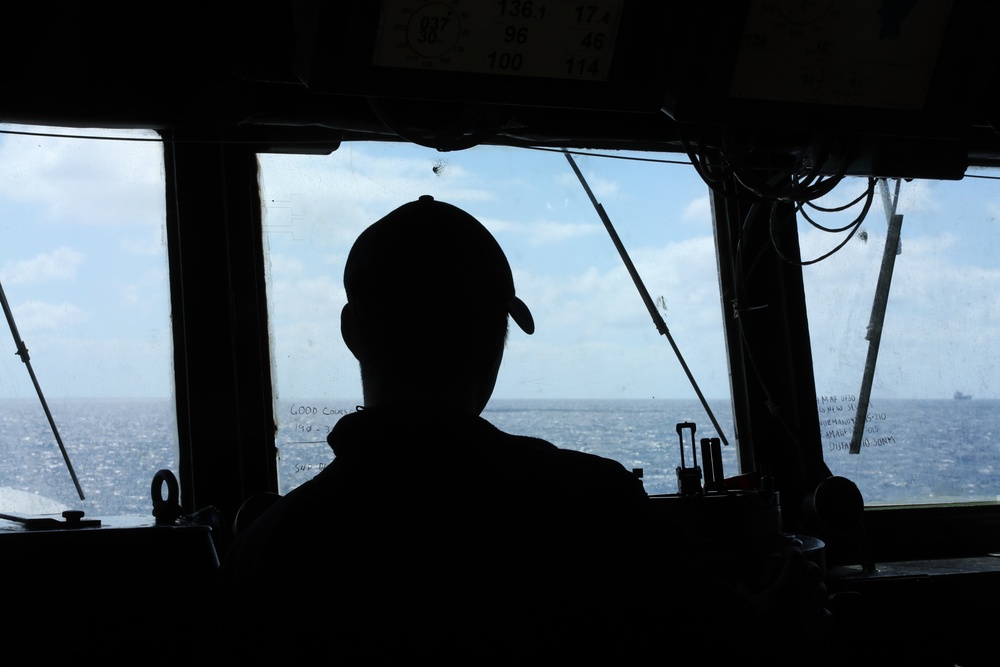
left=344, top=195, right=534, bottom=335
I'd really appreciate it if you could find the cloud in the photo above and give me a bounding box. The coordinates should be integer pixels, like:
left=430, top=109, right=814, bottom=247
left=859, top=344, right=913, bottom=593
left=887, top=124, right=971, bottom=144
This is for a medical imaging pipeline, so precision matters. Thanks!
left=555, top=169, right=621, bottom=201
left=259, top=150, right=502, bottom=249
left=893, top=178, right=937, bottom=216
left=0, top=127, right=164, bottom=226
left=521, top=234, right=722, bottom=341
left=266, top=259, right=343, bottom=322
left=0, top=247, right=84, bottom=284
left=480, top=216, right=601, bottom=246
left=11, top=300, right=85, bottom=331
left=799, top=200, right=1000, bottom=398
left=682, top=195, right=712, bottom=225
left=120, top=228, right=167, bottom=256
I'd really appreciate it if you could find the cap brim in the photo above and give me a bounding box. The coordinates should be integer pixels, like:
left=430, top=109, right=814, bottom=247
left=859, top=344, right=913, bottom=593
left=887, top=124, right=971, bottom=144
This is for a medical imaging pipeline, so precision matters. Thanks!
left=508, top=296, right=535, bottom=335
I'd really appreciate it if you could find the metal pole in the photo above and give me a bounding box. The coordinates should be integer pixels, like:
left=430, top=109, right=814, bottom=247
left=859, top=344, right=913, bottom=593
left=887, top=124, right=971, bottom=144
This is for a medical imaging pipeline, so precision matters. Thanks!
left=563, top=150, right=730, bottom=447
left=849, top=179, right=902, bottom=454
left=0, top=278, right=85, bottom=499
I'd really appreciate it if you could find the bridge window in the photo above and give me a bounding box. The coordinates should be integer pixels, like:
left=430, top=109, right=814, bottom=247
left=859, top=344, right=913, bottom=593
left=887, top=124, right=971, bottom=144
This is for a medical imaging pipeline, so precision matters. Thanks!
left=258, top=142, right=735, bottom=496
left=0, top=125, right=175, bottom=517
left=802, top=171, right=1000, bottom=506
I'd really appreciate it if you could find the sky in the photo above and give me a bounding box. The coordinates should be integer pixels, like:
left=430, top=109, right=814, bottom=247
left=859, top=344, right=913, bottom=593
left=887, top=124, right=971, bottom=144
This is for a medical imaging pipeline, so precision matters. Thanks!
left=0, top=124, right=998, bottom=406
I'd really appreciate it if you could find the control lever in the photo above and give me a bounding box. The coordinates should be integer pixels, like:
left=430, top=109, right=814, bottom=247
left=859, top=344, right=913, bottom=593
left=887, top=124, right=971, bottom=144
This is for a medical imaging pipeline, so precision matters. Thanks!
left=701, top=437, right=724, bottom=493
left=675, top=421, right=703, bottom=496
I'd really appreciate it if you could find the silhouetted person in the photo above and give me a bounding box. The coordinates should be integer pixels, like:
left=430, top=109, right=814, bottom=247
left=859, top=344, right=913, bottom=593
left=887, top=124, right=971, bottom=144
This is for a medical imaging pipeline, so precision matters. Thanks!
left=218, top=195, right=822, bottom=663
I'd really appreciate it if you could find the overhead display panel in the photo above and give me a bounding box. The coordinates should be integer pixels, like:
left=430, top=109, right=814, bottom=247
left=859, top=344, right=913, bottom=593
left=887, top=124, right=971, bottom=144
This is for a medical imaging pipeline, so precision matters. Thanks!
left=292, top=0, right=668, bottom=113
left=729, top=0, right=953, bottom=111
left=372, top=0, right=625, bottom=82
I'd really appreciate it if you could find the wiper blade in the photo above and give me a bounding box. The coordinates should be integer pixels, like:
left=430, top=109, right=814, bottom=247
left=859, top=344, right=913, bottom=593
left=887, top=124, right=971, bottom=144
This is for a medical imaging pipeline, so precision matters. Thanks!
left=563, top=149, right=730, bottom=447
left=0, top=278, right=85, bottom=500
left=849, top=178, right=903, bottom=455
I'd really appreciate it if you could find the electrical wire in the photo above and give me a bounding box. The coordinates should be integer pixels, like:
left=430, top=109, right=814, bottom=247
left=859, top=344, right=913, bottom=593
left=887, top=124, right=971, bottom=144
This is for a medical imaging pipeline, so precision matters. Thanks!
left=728, top=199, right=833, bottom=483
left=806, top=182, right=874, bottom=212
left=4, top=125, right=1000, bottom=184
left=798, top=176, right=877, bottom=233
left=770, top=177, right=875, bottom=267
left=725, top=129, right=833, bottom=202
left=736, top=177, right=875, bottom=296
left=674, top=121, right=857, bottom=211
left=675, top=124, right=736, bottom=195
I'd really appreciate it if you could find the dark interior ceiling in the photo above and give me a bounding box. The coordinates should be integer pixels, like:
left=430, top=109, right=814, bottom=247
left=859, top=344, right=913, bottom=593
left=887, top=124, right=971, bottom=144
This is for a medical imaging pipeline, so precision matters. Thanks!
left=3, top=1, right=1000, bottom=178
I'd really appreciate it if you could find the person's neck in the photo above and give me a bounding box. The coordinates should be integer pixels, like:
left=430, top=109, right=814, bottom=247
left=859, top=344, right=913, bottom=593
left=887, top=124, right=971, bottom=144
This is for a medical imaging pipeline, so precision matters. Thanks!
left=361, top=374, right=488, bottom=415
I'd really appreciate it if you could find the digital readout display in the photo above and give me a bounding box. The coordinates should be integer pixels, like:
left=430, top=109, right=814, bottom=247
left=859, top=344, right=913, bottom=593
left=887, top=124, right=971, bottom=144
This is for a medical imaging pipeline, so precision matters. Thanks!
left=373, top=0, right=624, bottom=82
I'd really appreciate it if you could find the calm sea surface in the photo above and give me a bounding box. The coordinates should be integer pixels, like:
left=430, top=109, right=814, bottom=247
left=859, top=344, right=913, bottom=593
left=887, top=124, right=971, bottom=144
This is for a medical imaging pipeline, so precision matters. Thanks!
left=1, top=397, right=997, bottom=518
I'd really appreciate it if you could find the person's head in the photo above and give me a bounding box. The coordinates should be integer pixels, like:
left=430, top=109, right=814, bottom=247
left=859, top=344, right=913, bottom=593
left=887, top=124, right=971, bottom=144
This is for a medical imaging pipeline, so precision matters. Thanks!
left=341, top=195, right=533, bottom=413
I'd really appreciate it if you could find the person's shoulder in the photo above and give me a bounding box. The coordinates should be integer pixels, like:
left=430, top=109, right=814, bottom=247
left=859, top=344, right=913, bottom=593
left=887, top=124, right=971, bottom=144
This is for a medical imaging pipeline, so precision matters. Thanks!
left=493, top=425, right=627, bottom=468
left=220, top=478, right=325, bottom=572
left=485, top=426, right=646, bottom=498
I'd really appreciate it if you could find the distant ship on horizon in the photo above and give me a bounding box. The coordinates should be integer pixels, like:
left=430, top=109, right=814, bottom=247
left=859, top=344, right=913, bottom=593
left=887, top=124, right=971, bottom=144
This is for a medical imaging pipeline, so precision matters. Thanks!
left=954, top=391, right=972, bottom=400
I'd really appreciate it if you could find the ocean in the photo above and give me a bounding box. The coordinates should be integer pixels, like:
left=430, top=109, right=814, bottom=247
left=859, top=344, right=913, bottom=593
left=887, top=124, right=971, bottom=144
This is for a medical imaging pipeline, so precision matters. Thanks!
left=1, top=397, right=998, bottom=519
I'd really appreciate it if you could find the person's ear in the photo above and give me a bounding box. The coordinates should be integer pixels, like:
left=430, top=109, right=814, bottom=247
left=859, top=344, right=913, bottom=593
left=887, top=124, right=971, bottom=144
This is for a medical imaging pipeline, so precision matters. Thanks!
left=472, top=345, right=504, bottom=415
left=341, top=303, right=361, bottom=359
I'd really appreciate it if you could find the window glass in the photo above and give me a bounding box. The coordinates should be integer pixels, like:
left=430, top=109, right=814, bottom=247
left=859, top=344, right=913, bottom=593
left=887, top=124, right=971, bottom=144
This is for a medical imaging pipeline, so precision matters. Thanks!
left=260, top=143, right=735, bottom=496
left=0, top=125, right=175, bottom=517
left=802, top=172, right=1000, bottom=506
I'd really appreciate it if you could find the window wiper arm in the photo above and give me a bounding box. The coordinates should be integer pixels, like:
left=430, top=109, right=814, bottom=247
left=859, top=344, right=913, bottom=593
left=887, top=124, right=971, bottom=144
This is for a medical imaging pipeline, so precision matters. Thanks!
left=0, top=278, right=85, bottom=499
left=563, top=150, right=730, bottom=447
left=849, top=178, right=902, bottom=455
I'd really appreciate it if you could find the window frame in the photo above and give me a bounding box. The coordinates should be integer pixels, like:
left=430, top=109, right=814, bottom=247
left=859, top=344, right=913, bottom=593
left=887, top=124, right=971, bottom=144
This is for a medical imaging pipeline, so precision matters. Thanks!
left=159, top=134, right=1000, bottom=563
